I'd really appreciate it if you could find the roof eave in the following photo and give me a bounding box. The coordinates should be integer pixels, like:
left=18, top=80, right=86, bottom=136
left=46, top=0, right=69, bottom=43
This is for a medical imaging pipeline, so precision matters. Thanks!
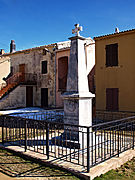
left=94, top=28, right=135, bottom=41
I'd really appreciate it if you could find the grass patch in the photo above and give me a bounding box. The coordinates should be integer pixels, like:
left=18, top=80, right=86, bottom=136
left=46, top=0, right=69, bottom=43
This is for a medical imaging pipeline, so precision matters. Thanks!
left=94, top=157, right=135, bottom=180
left=0, top=148, right=80, bottom=179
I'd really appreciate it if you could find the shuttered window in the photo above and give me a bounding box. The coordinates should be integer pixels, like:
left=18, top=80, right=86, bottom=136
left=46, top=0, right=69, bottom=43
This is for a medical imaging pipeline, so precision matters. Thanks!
left=43, top=49, right=47, bottom=55
left=42, top=61, right=47, bottom=74
left=106, top=88, right=119, bottom=111
left=106, top=43, right=118, bottom=67
left=58, top=57, right=68, bottom=91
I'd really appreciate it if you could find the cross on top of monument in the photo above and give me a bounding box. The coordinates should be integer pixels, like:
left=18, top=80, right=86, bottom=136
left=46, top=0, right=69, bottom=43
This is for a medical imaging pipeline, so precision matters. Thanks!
left=72, top=24, right=83, bottom=36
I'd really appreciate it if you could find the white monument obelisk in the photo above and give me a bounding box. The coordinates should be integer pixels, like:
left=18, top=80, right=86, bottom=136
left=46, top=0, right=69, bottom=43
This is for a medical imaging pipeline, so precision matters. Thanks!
left=62, top=24, right=94, bottom=146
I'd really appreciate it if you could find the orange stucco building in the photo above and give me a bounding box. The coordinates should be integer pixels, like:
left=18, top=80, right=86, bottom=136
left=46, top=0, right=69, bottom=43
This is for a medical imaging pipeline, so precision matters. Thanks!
left=94, top=28, right=135, bottom=112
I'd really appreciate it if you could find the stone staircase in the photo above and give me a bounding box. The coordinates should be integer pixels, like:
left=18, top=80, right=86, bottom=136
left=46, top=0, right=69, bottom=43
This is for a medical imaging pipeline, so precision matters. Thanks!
left=0, top=72, right=22, bottom=99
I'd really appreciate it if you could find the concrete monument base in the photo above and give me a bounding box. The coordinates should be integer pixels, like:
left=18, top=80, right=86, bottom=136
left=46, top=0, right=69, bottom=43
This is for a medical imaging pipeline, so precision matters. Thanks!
left=62, top=92, right=94, bottom=148
left=63, top=92, right=94, bottom=126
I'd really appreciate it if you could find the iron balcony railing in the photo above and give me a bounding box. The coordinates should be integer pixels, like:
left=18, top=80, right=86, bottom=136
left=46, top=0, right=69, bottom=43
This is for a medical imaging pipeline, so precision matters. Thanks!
left=5, top=72, right=37, bottom=85
left=19, top=73, right=37, bottom=85
left=0, top=83, right=6, bottom=91
left=0, top=112, right=135, bottom=173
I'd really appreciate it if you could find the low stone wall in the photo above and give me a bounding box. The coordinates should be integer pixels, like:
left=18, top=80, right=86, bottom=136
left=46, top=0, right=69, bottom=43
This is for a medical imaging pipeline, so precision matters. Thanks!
left=0, top=85, right=26, bottom=110
left=96, top=110, right=135, bottom=121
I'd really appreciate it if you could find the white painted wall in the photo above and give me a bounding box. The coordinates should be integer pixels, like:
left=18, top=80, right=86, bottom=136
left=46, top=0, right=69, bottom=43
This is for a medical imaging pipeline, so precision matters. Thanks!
left=86, top=43, right=95, bottom=75
left=0, top=57, right=10, bottom=85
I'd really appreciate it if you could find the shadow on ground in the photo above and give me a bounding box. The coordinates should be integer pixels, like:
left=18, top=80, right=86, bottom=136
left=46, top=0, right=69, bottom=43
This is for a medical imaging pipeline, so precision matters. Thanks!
left=0, top=148, right=79, bottom=179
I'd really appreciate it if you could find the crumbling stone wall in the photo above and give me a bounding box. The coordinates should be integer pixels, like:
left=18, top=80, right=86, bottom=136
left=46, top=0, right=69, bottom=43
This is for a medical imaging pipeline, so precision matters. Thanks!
left=0, top=45, right=56, bottom=109
left=0, top=85, right=26, bottom=109
left=8, top=46, right=55, bottom=108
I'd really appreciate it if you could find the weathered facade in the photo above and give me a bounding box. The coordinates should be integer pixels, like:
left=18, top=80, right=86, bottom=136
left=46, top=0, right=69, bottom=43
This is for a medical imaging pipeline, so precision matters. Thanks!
left=0, top=43, right=56, bottom=109
left=94, top=29, right=135, bottom=112
left=55, top=38, right=95, bottom=107
left=0, top=37, right=95, bottom=110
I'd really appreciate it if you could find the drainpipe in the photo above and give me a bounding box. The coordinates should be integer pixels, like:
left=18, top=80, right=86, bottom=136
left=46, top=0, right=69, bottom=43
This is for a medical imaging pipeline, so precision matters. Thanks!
left=53, top=44, right=58, bottom=108
left=54, top=51, right=56, bottom=108
left=44, top=46, right=57, bottom=108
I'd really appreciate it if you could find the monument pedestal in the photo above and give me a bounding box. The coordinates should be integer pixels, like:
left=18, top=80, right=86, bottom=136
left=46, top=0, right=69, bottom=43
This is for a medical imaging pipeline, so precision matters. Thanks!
left=62, top=92, right=94, bottom=148
left=63, top=92, right=94, bottom=126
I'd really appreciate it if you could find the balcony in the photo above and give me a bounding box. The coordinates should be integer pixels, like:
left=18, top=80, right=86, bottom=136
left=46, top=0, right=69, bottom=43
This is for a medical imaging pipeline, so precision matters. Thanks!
left=6, top=72, right=37, bottom=86
left=19, top=73, right=37, bottom=85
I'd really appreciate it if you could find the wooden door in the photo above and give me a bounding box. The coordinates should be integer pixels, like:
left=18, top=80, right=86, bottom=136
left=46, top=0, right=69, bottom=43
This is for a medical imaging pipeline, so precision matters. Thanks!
left=19, top=64, right=25, bottom=82
left=41, top=88, right=48, bottom=107
left=58, top=57, right=68, bottom=91
left=26, top=86, right=33, bottom=107
left=106, top=88, right=119, bottom=111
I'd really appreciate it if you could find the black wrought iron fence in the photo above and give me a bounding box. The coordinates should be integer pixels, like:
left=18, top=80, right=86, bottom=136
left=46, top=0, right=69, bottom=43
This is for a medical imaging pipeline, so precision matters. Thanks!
left=0, top=113, right=135, bottom=173
left=90, top=116, right=135, bottom=168
left=10, top=110, right=64, bottom=122
left=0, top=114, right=90, bottom=172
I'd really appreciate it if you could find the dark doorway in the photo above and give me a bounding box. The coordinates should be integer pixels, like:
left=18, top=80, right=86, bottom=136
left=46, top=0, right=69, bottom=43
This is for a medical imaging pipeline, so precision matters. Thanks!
left=26, top=86, right=33, bottom=107
left=58, top=56, right=68, bottom=91
left=41, top=88, right=48, bottom=107
left=106, top=88, right=119, bottom=111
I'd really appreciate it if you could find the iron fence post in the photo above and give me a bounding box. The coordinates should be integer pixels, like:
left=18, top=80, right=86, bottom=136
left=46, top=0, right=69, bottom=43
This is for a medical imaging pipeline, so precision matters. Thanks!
left=46, top=123, right=49, bottom=159
left=117, top=125, right=119, bottom=157
left=25, top=120, right=27, bottom=152
left=87, top=127, right=90, bottom=173
left=2, top=116, right=5, bottom=144
left=132, top=122, right=134, bottom=149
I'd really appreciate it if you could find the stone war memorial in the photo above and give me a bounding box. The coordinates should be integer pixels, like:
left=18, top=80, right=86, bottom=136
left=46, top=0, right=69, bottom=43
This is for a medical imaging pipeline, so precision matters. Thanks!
left=62, top=24, right=95, bottom=147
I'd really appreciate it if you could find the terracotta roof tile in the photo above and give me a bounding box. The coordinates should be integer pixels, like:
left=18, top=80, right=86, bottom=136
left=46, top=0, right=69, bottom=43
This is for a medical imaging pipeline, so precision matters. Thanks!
left=94, top=28, right=135, bottom=40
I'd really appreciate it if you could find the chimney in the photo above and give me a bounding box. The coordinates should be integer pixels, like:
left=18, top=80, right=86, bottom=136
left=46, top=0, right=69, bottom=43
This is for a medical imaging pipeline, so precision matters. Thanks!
left=115, top=27, right=119, bottom=33
left=0, top=49, right=5, bottom=55
left=10, top=40, right=16, bottom=53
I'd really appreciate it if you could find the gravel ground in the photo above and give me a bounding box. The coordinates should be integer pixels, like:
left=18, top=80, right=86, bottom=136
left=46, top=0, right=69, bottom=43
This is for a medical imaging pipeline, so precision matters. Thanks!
left=0, top=148, right=79, bottom=180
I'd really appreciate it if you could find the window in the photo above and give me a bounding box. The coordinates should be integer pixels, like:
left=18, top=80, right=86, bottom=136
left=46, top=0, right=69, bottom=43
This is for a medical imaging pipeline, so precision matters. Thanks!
left=43, top=49, right=47, bottom=55
left=42, top=61, right=47, bottom=74
left=106, top=88, right=119, bottom=111
left=106, top=43, right=118, bottom=67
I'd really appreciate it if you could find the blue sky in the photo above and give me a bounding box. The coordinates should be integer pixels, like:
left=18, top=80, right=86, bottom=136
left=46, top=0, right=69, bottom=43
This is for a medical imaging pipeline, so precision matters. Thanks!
left=0, top=0, right=135, bottom=52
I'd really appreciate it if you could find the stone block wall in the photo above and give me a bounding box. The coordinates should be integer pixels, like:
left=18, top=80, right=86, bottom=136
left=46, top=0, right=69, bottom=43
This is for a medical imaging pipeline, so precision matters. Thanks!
left=9, top=46, right=55, bottom=108
left=0, top=85, right=26, bottom=110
